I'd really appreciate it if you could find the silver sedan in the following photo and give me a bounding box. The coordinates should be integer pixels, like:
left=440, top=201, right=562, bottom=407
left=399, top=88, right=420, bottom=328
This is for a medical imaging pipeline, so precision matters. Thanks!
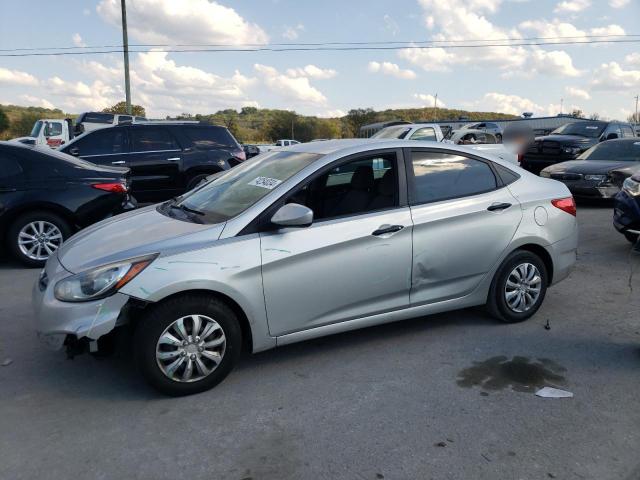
left=33, top=139, right=578, bottom=395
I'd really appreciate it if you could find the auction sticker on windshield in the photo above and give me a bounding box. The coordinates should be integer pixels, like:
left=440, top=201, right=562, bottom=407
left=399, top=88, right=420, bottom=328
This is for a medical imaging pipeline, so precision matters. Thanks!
left=248, top=176, right=282, bottom=189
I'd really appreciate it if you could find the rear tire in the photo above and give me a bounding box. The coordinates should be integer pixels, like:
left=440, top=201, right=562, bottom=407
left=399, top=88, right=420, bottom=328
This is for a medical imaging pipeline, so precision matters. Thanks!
left=134, top=293, right=242, bottom=396
left=486, top=250, right=548, bottom=323
left=186, top=174, right=211, bottom=191
left=7, top=211, right=71, bottom=268
left=624, top=232, right=639, bottom=244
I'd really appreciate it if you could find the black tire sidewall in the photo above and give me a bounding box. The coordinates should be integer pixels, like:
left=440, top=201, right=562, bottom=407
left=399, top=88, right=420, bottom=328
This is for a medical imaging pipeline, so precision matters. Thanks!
left=624, top=232, right=639, bottom=244
left=489, top=251, right=548, bottom=323
left=134, top=294, right=242, bottom=396
left=7, top=211, right=71, bottom=268
left=186, top=174, right=211, bottom=191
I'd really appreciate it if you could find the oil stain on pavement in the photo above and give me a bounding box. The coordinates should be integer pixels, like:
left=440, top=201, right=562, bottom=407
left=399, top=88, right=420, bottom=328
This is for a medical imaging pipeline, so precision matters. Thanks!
left=457, top=356, right=567, bottom=393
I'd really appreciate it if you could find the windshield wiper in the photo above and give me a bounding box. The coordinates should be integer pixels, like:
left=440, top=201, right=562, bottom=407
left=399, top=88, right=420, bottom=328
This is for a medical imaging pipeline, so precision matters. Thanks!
left=171, top=204, right=204, bottom=216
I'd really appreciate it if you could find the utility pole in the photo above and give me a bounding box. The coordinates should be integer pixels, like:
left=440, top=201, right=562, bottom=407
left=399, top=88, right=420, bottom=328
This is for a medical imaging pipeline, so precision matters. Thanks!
left=121, top=0, right=132, bottom=115
left=433, top=93, right=438, bottom=121
left=291, top=117, right=294, bottom=139
left=634, top=94, right=639, bottom=125
left=560, top=98, right=563, bottom=115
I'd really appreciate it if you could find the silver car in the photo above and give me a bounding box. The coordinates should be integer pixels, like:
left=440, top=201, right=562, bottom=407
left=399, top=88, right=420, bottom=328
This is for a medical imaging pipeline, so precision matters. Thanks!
left=33, top=140, right=578, bottom=395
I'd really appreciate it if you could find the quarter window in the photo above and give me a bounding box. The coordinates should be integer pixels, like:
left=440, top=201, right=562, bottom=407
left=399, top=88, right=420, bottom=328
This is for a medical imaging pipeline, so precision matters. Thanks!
left=131, top=128, right=179, bottom=152
left=410, top=151, right=497, bottom=204
left=82, top=112, right=114, bottom=124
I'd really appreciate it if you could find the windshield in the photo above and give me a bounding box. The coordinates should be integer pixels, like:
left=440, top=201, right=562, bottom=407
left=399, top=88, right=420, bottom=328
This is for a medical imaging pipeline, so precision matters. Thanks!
left=551, top=122, right=605, bottom=138
left=172, top=150, right=322, bottom=223
left=578, top=140, right=640, bottom=162
left=371, top=126, right=411, bottom=139
left=30, top=121, right=43, bottom=138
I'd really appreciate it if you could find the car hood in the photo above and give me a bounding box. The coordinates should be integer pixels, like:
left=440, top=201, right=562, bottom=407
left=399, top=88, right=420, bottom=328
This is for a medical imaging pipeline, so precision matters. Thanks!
left=535, top=134, right=596, bottom=146
left=57, top=205, right=225, bottom=273
left=543, top=160, right=638, bottom=175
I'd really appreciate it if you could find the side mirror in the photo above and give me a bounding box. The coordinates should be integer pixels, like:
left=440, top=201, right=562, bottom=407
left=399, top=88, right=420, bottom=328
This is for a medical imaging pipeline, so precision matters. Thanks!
left=271, top=203, right=313, bottom=228
left=606, top=133, right=619, bottom=140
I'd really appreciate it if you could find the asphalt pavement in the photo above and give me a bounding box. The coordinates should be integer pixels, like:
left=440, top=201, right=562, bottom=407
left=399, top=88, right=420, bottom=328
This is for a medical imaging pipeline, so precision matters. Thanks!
left=1, top=205, right=639, bottom=480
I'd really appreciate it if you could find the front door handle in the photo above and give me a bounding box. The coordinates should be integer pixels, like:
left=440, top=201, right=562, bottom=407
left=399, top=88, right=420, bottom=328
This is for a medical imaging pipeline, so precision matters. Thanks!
left=111, top=160, right=126, bottom=165
left=372, top=224, right=404, bottom=236
left=167, top=157, right=181, bottom=162
left=487, top=202, right=512, bottom=211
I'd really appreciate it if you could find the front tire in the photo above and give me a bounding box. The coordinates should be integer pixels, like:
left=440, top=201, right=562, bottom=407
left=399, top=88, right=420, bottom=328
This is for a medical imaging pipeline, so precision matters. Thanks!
left=486, top=250, right=548, bottom=323
left=624, top=232, right=639, bottom=244
left=134, top=293, right=242, bottom=396
left=186, top=174, right=211, bottom=191
left=7, top=211, right=71, bottom=267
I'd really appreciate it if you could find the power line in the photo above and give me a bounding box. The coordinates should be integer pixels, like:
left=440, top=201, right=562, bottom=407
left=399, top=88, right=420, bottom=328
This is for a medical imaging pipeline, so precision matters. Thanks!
left=1, top=33, right=639, bottom=53
left=1, top=38, right=640, bottom=57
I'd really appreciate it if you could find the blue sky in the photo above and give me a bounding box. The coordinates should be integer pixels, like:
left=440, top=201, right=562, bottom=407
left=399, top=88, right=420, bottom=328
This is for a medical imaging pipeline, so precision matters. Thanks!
left=0, top=0, right=639, bottom=119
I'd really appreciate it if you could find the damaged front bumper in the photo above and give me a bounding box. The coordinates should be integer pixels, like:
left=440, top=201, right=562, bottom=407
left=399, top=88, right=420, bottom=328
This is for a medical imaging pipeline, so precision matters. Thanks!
left=32, top=253, right=130, bottom=351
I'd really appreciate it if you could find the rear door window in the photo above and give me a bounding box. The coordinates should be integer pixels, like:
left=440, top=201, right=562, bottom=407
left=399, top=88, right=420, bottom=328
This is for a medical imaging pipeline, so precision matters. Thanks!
left=72, top=129, right=127, bottom=157
left=130, top=128, right=179, bottom=152
left=409, top=127, right=437, bottom=141
left=409, top=150, right=498, bottom=204
left=117, top=115, right=132, bottom=124
left=621, top=126, right=635, bottom=138
left=183, top=126, right=237, bottom=149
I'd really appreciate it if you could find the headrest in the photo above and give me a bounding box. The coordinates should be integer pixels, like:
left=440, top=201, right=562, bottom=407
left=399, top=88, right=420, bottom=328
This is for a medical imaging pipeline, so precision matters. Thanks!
left=377, top=169, right=395, bottom=196
left=350, top=165, right=374, bottom=190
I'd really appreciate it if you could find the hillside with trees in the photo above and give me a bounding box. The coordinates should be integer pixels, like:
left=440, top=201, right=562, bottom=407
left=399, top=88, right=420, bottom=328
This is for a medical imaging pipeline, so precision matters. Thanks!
left=1, top=103, right=519, bottom=142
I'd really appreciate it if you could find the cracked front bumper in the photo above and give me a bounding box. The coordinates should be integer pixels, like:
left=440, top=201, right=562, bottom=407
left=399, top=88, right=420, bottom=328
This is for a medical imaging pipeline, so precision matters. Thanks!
left=32, top=253, right=130, bottom=351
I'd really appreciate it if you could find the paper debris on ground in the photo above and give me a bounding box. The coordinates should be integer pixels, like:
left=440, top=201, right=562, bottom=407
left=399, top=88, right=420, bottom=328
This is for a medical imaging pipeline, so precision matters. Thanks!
left=535, top=387, right=573, bottom=398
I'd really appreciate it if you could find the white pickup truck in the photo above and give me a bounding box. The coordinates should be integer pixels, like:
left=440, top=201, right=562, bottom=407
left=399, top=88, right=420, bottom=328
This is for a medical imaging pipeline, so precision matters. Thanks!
left=371, top=123, right=518, bottom=164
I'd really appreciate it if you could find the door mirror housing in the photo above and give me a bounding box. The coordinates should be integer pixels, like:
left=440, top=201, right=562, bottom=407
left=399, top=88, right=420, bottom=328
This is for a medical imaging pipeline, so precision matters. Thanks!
left=271, top=203, right=313, bottom=228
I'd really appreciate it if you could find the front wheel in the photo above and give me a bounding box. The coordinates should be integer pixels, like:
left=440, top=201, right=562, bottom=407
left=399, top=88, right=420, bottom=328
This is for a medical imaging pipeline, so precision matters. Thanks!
left=624, top=232, right=639, bottom=244
left=134, top=293, right=242, bottom=396
left=486, top=250, right=548, bottom=323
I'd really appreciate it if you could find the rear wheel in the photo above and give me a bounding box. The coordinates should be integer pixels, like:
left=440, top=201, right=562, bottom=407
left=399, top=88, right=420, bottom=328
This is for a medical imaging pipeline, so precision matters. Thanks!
left=186, top=174, right=211, bottom=191
left=486, top=250, right=548, bottom=323
left=7, top=211, right=71, bottom=267
left=134, top=293, right=242, bottom=396
left=624, top=232, right=639, bottom=244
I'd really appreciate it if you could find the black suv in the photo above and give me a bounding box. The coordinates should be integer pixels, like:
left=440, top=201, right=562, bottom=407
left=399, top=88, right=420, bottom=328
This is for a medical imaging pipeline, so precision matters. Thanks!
left=521, top=120, right=637, bottom=174
left=60, top=123, right=246, bottom=202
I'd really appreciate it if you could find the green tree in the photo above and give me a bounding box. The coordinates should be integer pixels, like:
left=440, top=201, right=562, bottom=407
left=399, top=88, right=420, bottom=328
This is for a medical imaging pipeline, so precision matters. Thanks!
left=14, top=112, right=42, bottom=137
left=0, top=107, right=9, bottom=134
left=589, top=113, right=600, bottom=120
left=344, top=108, right=377, bottom=137
left=266, top=110, right=298, bottom=141
left=240, top=106, right=258, bottom=115
left=102, top=101, right=146, bottom=117
left=570, top=109, right=584, bottom=118
left=628, top=112, right=639, bottom=124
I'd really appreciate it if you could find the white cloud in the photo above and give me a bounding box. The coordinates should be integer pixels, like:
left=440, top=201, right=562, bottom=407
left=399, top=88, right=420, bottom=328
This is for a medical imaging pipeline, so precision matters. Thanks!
left=554, top=0, right=591, bottom=13
left=19, top=95, right=55, bottom=110
left=367, top=61, right=417, bottom=79
left=96, top=0, right=268, bottom=45
left=282, top=24, right=304, bottom=40
left=400, top=0, right=580, bottom=78
left=254, top=64, right=327, bottom=105
left=609, top=0, right=630, bottom=7
left=413, top=93, right=446, bottom=107
left=466, top=92, right=576, bottom=117
left=519, top=19, right=625, bottom=40
left=83, top=8, right=91, bottom=15
left=317, top=109, right=347, bottom=118
left=44, top=76, right=119, bottom=110
left=565, top=86, right=591, bottom=100
left=285, top=65, right=337, bottom=79
left=72, top=33, right=86, bottom=47
left=0, top=67, right=39, bottom=86
left=625, top=52, right=640, bottom=67
left=590, top=24, right=625, bottom=36
left=590, top=62, right=640, bottom=91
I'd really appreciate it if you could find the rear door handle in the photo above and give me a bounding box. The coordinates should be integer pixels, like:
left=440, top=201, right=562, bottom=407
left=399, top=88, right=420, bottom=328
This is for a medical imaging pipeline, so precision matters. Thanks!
left=487, top=202, right=512, bottom=211
left=372, top=224, right=404, bottom=236
left=111, top=160, right=126, bottom=165
left=167, top=157, right=181, bottom=162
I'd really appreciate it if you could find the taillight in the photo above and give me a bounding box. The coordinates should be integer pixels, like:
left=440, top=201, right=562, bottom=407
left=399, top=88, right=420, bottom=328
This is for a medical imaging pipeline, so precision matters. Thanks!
left=551, top=197, right=576, bottom=216
left=234, top=149, right=246, bottom=161
left=92, top=182, right=128, bottom=193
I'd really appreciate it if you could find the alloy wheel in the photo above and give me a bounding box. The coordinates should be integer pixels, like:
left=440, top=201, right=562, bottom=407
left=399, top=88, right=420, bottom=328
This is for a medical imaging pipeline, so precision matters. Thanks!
left=504, top=262, right=542, bottom=313
left=18, top=221, right=63, bottom=261
left=155, top=314, right=226, bottom=383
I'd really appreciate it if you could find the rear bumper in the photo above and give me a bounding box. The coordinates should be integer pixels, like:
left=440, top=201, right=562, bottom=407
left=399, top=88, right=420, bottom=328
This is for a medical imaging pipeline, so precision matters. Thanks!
left=547, top=229, right=578, bottom=286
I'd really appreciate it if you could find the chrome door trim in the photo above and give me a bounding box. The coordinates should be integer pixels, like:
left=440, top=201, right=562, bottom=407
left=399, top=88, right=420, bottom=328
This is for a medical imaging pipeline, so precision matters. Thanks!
left=80, top=149, right=181, bottom=158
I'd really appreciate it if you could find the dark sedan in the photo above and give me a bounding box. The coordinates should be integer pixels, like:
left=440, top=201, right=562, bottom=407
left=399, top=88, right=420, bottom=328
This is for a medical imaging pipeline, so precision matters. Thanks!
left=614, top=174, right=640, bottom=244
left=540, top=139, right=640, bottom=199
left=0, top=142, right=135, bottom=267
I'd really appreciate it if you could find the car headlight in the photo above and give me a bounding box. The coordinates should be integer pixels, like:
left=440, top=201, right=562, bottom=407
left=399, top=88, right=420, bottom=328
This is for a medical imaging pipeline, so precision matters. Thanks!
left=54, top=254, right=157, bottom=302
left=562, top=146, right=580, bottom=155
left=584, top=174, right=607, bottom=182
left=623, top=177, right=640, bottom=197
